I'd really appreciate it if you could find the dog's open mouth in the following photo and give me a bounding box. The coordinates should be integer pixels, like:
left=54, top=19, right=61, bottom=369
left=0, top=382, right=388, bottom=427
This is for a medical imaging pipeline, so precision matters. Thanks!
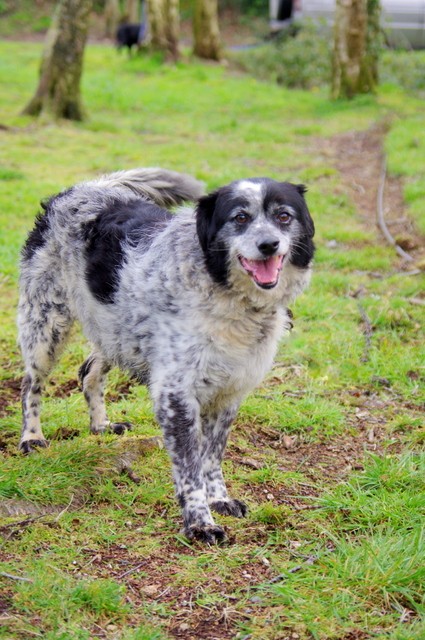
left=239, top=255, right=284, bottom=289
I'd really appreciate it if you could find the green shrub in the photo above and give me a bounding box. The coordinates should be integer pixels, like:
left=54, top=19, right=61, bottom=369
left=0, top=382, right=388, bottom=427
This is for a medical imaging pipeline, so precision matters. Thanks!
left=220, top=0, right=268, bottom=17
left=235, top=23, right=425, bottom=95
left=381, top=49, right=425, bottom=96
left=233, top=22, right=331, bottom=89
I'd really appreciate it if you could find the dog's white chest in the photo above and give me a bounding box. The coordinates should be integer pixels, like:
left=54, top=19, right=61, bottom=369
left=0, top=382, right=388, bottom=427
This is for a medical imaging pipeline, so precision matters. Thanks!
left=192, top=308, right=285, bottom=408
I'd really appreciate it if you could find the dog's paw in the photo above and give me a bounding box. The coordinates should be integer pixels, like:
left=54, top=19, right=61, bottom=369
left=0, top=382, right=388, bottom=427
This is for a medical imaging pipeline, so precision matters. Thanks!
left=210, top=499, right=248, bottom=518
left=110, top=422, right=132, bottom=435
left=19, top=439, right=49, bottom=455
left=185, top=523, right=227, bottom=545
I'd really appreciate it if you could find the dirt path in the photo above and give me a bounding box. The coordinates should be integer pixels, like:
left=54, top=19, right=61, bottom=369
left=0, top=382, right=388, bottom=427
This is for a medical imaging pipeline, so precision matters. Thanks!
left=323, top=124, right=424, bottom=264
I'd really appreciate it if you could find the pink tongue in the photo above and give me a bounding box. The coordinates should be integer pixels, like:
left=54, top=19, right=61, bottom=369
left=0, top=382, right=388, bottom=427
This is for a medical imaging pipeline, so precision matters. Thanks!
left=241, top=255, right=283, bottom=284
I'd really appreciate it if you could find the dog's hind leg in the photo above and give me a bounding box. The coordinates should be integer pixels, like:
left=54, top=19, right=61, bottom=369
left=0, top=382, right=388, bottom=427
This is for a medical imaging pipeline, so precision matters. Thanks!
left=201, top=407, right=248, bottom=519
left=79, top=352, right=131, bottom=435
left=18, top=299, right=73, bottom=454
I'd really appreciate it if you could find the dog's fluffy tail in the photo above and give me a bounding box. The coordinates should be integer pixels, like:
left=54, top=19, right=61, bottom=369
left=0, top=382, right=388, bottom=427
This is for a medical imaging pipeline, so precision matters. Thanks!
left=92, top=167, right=205, bottom=208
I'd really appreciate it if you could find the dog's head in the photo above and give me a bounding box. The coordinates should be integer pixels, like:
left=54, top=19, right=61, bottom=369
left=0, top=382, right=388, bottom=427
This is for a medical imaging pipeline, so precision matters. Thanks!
left=196, top=178, right=315, bottom=291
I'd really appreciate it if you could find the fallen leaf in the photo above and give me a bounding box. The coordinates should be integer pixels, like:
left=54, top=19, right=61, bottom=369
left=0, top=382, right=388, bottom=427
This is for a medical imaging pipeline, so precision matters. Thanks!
left=282, top=435, right=298, bottom=450
left=240, top=457, right=262, bottom=469
left=141, top=584, right=160, bottom=596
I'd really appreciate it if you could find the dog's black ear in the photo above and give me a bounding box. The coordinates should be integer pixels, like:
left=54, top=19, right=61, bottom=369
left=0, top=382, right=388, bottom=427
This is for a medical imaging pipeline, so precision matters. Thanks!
left=296, top=184, right=314, bottom=239
left=196, top=189, right=231, bottom=286
left=296, top=184, right=307, bottom=198
left=196, top=191, right=219, bottom=253
left=290, top=183, right=315, bottom=268
left=301, top=205, right=315, bottom=239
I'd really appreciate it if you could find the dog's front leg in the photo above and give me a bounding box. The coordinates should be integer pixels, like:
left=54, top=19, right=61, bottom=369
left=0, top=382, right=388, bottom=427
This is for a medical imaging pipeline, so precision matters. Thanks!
left=155, top=391, right=226, bottom=544
left=202, top=407, right=248, bottom=519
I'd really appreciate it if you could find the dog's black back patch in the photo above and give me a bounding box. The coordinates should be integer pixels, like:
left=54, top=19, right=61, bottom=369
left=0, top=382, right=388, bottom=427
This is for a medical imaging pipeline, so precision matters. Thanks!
left=83, top=198, right=172, bottom=304
left=22, top=188, right=74, bottom=261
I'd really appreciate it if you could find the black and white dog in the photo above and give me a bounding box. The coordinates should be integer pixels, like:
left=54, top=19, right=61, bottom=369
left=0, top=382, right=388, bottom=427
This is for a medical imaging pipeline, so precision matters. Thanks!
left=18, top=168, right=315, bottom=543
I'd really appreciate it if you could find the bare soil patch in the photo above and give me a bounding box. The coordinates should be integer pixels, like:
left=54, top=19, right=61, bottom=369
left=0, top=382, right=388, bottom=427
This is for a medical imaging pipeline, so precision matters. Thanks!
left=70, top=542, right=250, bottom=639
left=320, top=123, right=425, bottom=262
left=0, top=378, right=21, bottom=419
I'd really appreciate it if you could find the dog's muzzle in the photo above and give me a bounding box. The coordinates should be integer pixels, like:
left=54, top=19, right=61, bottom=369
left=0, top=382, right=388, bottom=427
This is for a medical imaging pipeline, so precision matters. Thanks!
left=239, top=254, right=284, bottom=289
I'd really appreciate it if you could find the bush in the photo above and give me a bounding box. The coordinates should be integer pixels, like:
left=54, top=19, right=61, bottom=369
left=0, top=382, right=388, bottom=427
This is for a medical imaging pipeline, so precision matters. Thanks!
left=220, top=0, right=268, bottom=17
left=234, top=22, right=425, bottom=95
left=233, top=22, right=331, bottom=90
left=380, top=49, right=425, bottom=96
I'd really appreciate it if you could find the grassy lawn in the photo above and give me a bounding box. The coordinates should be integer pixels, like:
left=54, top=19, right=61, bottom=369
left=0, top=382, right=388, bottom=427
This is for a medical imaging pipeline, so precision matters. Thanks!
left=0, top=39, right=424, bottom=640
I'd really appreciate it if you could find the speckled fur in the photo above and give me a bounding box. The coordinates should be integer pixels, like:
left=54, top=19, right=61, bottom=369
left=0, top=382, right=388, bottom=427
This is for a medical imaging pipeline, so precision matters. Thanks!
left=18, top=167, right=314, bottom=543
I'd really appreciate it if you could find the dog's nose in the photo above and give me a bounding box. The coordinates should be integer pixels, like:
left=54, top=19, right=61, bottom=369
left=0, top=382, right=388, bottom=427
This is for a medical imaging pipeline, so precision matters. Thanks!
left=257, top=239, right=280, bottom=256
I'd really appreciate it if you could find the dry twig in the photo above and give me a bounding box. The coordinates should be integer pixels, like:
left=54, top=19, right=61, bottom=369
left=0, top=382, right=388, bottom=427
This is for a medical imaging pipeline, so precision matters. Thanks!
left=408, top=297, right=425, bottom=306
left=116, top=562, right=147, bottom=580
left=357, top=302, right=373, bottom=363
left=269, top=555, right=318, bottom=584
left=0, top=571, right=33, bottom=583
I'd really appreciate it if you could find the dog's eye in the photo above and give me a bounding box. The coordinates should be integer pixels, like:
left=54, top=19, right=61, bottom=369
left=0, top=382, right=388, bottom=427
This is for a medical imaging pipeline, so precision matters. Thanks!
left=234, top=212, right=251, bottom=224
left=275, top=210, right=292, bottom=224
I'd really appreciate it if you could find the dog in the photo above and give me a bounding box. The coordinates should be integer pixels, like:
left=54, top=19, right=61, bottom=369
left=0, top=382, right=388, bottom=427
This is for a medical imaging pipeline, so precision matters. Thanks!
left=18, top=168, right=315, bottom=543
left=116, top=23, right=146, bottom=54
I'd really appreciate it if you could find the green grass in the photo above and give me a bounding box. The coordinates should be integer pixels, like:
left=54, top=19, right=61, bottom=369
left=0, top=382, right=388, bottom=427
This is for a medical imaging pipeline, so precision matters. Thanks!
left=385, top=117, right=425, bottom=235
left=0, top=0, right=53, bottom=37
left=248, top=453, right=425, bottom=639
left=0, top=37, right=424, bottom=640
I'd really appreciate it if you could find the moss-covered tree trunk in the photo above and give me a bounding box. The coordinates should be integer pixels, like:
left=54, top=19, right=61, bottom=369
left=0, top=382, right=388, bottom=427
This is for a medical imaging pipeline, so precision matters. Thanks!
left=125, top=0, right=139, bottom=22
left=147, top=0, right=166, bottom=50
left=331, top=0, right=380, bottom=99
left=22, top=0, right=92, bottom=120
left=193, top=0, right=222, bottom=61
left=104, top=0, right=121, bottom=38
left=366, top=0, right=381, bottom=86
left=147, top=0, right=180, bottom=61
left=165, top=0, right=180, bottom=62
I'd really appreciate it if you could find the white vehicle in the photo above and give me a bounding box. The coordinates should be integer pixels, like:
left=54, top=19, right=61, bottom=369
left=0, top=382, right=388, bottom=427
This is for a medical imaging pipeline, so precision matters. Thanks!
left=269, top=0, right=425, bottom=48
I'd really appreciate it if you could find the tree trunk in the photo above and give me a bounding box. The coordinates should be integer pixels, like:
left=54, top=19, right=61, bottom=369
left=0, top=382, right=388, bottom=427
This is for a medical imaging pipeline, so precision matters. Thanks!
left=193, top=0, right=222, bottom=61
left=104, top=0, right=121, bottom=38
left=147, top=0, right=167, bottom=49
left=366, top=0, right=381, bottom=86
left=22, top=0, right=92, bottom=120
left=331, top=0, right=380, bottom=99
left=147, top=0, right=180, bottom=61
left=125, top=0, right=140, bottom=22
left=165, top=0, right=180, bottom=62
